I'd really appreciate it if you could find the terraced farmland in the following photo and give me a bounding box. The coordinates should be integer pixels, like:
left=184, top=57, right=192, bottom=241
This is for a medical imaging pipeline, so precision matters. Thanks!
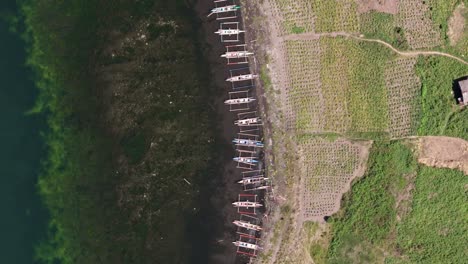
left=283, top=38, right=421, bottom=138
left=245, top=0, right=468, bottom=263
left=384, top=57, right=421, bottom=138
left=269, top=0, right=360, bottom=35
left=298, top=137, right=370, bottom=220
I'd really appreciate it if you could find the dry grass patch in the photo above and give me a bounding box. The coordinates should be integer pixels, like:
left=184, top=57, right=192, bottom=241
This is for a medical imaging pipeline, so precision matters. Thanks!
left=418, top=136, right=468, bottom=175
left=355, top=0, right=399, bottom=15
left=448, top=2, right=466, bottom=46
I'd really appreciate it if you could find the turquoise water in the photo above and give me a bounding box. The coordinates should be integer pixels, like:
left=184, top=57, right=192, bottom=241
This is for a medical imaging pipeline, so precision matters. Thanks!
left=0, top=1, right=47, bottom=263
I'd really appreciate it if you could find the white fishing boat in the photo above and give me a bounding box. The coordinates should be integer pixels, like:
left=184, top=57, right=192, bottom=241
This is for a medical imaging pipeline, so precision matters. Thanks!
left=232, top=201, right=262, bottom=208
left=226, top=73, right=257, bottom=82
left=221, top=50, right=254, bottom=59
left=215, top=28, right=245, bottom=36
left=238, top=176, right=268, bottom=185
left=224, top=97, right=256, bottom=105
left=208, top=5, right=240, bottom=17
left=232, top=138, right=263, bottom=147
left=233, top=157, right=258, bottom=164
left=233, top=220, right=262, bottom=231
left=234, top=117, right=261, bottom=126
left=232, top=241, right=261, bottom=250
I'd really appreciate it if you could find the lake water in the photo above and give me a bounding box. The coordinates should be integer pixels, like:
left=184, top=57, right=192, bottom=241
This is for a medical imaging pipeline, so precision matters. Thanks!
left=0, top=1, right=47, bottom=263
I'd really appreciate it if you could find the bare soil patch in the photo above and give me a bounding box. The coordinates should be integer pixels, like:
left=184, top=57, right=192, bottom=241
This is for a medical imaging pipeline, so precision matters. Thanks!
left=448, top=3, right=466, bottom=46
left=418, top=136, right=468, bottom=175
left=356, top=0, right=399, bottom=15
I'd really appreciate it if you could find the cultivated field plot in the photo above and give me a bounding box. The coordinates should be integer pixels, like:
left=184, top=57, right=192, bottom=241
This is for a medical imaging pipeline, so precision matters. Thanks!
left=298, top=137, right=370, bottom=220
left=283, top=39, right=325, bottom=133
left=284, top=38, right=395, bottom=136
left=267, top=0, right=316, bottom=35
left=266, top=0, right=360, bottom=36
left=384, top=57, right=421, bottom=138
left=311, top=0, right=360, bottom=33
left=396, top=0, right=443, bottom=49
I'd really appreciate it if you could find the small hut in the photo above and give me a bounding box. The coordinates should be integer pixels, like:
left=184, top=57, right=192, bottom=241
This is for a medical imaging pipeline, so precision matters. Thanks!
left=455, top=78, right=468, bottom=106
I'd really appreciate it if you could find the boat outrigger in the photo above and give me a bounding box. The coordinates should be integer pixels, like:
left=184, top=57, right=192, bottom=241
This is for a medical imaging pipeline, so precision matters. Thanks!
left=232, top=201, right=263, bottom=208
left=233, top=157, right=258, bottom=164
left=224, top=97, right=256, bottom=105
left=233, top=220, right=262, bottom=231
left=232, top=138, right=264, bottom=147
left=238, top=176, right=268, bottom=185
left=249, top=185, right=269, bottom=191
left=233, top=241, right=262, bottom=251
left=208, top=5, right=240, bottom=17
left=226, top=73, right=258, bottom=82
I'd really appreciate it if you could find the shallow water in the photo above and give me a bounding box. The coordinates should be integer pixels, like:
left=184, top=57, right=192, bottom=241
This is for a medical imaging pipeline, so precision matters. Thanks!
left=0, top=1, right=47, bottom=262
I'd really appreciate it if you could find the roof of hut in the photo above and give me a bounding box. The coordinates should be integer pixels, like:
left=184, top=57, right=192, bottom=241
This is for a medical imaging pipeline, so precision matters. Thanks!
left=459, top=79, right=468, bottom=104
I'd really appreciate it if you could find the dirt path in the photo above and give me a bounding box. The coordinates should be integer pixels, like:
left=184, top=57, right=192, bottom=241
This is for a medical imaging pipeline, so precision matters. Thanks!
left=283, top=32, right=468, bottom=65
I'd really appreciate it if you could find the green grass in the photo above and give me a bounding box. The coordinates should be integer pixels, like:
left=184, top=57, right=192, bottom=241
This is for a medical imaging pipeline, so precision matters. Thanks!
left=416, top=56, right=468, bottom=140
left=326, top=141, right=468, bottom=263
left=310, top=243, right=328, bottom=264
left=328, top=142, right=415, bottom=263
left=396, top=166, right=468, bottom=263
left=291, top=24, right=305, bottom=34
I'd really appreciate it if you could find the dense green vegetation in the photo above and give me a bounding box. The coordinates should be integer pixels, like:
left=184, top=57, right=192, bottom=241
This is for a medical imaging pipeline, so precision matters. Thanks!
left=396, top=166, right=467, bottom=263
left=326, top=142, right=415, bottom=263
left=416, top=56, right=468, bottom=140
left=21, top=0, right=218, bottom=263
left=324, top=141, right=468, bottom=263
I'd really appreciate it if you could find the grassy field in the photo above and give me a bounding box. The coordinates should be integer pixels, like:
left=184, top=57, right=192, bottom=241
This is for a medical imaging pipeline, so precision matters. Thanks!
left=322, top=141, right=467, bottom=263
left=416, top=56, right=468, bottom=140
left=394, top=166, right=468, bottom=263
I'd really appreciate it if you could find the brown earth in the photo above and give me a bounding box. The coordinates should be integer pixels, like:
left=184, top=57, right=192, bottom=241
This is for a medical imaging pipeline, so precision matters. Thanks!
left=355, top=0, right=399, bottom=15
left=448, top=3, right=466, bottom=46
left=418, top=136, right=468, bottom=175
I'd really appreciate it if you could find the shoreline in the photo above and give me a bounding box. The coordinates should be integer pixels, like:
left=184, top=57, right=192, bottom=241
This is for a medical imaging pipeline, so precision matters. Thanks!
left=195, top=1, right=270, bottom=263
